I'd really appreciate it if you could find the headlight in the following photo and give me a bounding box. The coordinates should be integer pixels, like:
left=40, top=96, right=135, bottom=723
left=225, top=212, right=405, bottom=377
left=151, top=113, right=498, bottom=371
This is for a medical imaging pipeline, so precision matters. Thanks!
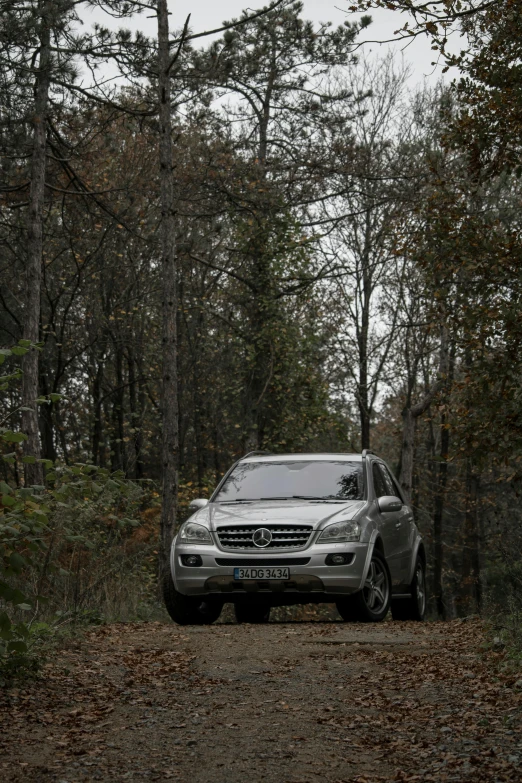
left=318, top=520, right=360, bottom=543
left=179, top=521, right=212, bottom=544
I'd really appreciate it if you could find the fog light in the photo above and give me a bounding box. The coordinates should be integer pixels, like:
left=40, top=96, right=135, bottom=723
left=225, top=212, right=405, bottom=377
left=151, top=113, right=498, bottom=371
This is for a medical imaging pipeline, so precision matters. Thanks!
left=325, top=553, right=353, bottom=566
left=181, top=554, right=203, bottom=567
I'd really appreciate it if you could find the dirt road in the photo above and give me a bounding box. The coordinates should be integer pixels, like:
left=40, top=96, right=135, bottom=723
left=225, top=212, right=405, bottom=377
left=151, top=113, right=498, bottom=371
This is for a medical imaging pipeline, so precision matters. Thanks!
left=1, top=617, right=521, bottom=782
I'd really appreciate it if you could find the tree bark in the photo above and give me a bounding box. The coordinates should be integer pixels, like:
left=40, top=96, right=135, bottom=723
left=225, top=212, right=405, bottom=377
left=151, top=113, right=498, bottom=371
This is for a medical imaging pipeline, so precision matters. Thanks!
left=399, top=327, right=449, bottom=502
left=432, top=344, right=455, bottom=619
left=91, top=358, right=104, bottom=466
left=136, top=355, right=147, bottom=481
left=22, top=2, right=51, bottom=485
left=399, top=406, right=417, bottom=501
left=39, top=384, right=57, bottom=462
left=212, top=423, right=221, bottom=484
left=157, top=0, right=179, bottom=580
left=460, top=344, right=482, bottom=614
left=356, top=209, right=372, bottom=451
left=433, top=415, right=449, bottom=619
left=127, top=349, right=145, bottom=480
left=245, top=71, right=277, bottom=450
left=193, top=316, right=206, bottom=492
left=461, top=462, right=481, bottom=614
left=110, top=346, right=125, bottom=473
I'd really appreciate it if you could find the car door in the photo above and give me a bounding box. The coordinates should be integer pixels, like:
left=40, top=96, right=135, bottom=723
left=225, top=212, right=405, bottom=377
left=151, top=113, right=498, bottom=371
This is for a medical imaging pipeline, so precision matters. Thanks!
left=371, top=461, right=402, bottom=584
left=380, top=463, right=414, bottom=585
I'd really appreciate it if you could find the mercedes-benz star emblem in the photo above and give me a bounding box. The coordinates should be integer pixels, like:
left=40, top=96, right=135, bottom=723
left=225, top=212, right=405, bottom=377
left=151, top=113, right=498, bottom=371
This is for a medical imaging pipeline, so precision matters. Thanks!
left=253, top=527, right=272, bottom=548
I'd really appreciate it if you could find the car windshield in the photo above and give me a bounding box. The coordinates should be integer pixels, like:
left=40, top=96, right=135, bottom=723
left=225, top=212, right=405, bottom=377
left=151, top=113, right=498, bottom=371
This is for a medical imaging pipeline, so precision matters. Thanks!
left=213, top=460, right=364, bottom=502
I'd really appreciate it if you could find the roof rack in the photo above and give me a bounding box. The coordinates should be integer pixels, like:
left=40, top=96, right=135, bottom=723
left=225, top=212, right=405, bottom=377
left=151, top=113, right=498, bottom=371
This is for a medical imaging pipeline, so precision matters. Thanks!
left=241, top=450, right=274, bottom=459
left=361, top=449, right=375, bottom=459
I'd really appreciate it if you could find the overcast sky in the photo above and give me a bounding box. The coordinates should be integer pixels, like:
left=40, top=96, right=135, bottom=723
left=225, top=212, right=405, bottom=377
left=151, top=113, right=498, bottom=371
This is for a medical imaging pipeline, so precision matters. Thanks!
left=85, top=1, right=442, bottom=90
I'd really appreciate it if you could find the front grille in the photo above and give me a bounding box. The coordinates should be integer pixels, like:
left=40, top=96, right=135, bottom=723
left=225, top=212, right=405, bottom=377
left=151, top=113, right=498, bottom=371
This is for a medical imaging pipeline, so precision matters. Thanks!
left=215, top=557, right=311, bottom=566
left=216, top=524, right=313, bottom=550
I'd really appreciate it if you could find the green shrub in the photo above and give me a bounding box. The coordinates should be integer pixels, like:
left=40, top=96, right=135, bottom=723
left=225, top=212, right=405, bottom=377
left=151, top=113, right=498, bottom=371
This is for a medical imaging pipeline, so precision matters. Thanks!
left=0, top=342, right=157, bottom=683
left=484, top=539, right=522, bottom=658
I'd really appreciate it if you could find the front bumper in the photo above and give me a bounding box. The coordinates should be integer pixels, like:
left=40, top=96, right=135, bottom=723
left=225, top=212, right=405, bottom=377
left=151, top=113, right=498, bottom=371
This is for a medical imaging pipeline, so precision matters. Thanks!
left=171, top=539, right=369, bottom=599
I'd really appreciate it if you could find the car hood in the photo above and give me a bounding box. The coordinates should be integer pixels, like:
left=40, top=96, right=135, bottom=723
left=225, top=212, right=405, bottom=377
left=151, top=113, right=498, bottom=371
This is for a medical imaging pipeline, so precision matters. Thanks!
left=190, top=499, right=367, bottom=532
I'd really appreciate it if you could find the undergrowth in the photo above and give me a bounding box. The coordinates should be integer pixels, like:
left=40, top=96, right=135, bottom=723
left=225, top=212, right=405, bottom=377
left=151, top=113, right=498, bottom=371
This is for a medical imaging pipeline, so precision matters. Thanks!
left=483, top=532, right=522, bottom=666
left=0, top=463, right=164, bottom=685
left=0, top=342, right=170, bottom=684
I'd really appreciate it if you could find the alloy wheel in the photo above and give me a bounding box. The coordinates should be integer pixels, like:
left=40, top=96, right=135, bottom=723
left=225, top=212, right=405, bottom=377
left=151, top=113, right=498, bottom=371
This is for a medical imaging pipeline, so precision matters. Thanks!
left=363, top=557, right=389, bottom=613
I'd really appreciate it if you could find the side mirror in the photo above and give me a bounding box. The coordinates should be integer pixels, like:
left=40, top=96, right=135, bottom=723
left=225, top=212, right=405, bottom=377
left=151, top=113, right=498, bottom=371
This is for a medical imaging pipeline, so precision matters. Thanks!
left=378, top=495, right=402, bottom=513
left=188, top=498, right=209, bottom=512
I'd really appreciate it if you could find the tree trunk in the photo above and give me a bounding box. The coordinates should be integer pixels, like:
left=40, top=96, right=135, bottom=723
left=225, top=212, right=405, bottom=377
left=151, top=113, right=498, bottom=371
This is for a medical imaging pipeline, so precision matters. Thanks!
left=38, top=364, right=56, bottom=462
left=357, top=211, right=372, bottom=451
left=127, top=348, right=137, bottom=475
left=460, top=343, right=481, bottom=615
left=54, top=401, right=69, bottom=464
left=432, top=344, right=455, bottom=619
left=461, top=463, right=481, bottom=614
left=245, top=91, right=276, bottom=450
left=135, top=355, right=147, bottom=481
left=193, top=323, right=205, bottom=493
left=111, top=347, right=125, bottom=472
left=399, top=327, right=449, bottom=502
left=39, top=397, right=57, bottom=462
left=399, top=407, right=416, bottom=501
left=248, top=265, right=273, bottom=450
left=359, top=402, right=371, bottom=453
left=212, top=423, right=221, bottom=484
left=433, top=415, right=449, bottom=619
left=157, top=0, right=179, bottom=580
left=91, top=358, right=104, bottom=466
left=127, top=349, right=145, bottom=480
left=22, top=3, right=51, bottom=485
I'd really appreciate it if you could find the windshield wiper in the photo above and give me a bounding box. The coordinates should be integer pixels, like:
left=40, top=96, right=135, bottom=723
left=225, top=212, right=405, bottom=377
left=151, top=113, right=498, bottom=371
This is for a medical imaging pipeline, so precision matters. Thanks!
left=258, top=496, right=297, bottom=500
left=258, top=495, right=355, bottom=502
left=221, top=496, right=322, bottom=502
left=286, top=495, right=348, bottom=501
left=217, top=498, right=256, bottom=503
left=218, top=495, right=357, bottom=503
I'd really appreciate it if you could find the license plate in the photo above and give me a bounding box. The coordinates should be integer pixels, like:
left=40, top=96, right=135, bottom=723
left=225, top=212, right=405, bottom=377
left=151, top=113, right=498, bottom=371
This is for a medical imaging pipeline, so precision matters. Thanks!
left=234, top=567, right=290, bottom=580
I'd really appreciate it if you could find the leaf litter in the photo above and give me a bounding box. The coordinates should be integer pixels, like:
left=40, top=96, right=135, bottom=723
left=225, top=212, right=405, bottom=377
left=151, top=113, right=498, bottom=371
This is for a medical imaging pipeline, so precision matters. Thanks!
left=0, top=619, right=520, bottom=782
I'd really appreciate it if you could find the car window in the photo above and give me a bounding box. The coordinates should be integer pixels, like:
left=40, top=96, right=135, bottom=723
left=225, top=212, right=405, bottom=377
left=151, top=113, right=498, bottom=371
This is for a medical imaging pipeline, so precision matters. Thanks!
left=214, top=460, right=365, bottom=501
left=372, top=463, right=388, bottom=498
left=378, top=464, right=396, bottom=496
left=380, top=463, right=404, bottom=502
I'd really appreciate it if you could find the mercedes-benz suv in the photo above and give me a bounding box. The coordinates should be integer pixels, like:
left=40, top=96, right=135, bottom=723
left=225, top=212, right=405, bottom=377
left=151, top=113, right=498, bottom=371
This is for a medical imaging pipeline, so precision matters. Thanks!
left=163, top=451, right=426, bottom=624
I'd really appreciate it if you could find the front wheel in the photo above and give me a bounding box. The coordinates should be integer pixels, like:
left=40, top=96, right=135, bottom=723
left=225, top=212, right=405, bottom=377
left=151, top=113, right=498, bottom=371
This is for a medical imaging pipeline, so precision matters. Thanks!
left=163, top=572, right=223, bottom=625
left=391, top=557, right=426, bottom=621
left=234, top=600, right=271, bottom=624
left=336, top=549, right=391, bottom=623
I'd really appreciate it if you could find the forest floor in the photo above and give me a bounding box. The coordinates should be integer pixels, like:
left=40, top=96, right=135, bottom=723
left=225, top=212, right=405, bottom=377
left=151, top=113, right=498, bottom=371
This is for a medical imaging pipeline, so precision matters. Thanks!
left=1, top=617, right=521, bottom=783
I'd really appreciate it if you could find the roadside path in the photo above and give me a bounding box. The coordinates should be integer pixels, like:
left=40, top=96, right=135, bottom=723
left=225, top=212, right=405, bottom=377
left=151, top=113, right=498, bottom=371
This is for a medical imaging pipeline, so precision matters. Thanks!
left=1, top=618, right=521, bottom=782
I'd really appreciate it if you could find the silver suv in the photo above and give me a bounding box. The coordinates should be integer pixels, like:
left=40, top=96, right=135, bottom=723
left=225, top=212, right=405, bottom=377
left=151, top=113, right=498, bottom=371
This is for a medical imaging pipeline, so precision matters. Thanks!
left=164, top=451, right=426, bottom=625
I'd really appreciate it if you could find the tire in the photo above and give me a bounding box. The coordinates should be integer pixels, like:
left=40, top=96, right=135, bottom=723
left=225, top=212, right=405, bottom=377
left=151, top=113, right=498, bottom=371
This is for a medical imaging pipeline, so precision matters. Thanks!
left=336, top=549, right=391, bottom=623
left=163, top=571, right=223, bottom=625
left=391, top=556, right=426, bottom=621
left=234, top=600, right=271, bottom=624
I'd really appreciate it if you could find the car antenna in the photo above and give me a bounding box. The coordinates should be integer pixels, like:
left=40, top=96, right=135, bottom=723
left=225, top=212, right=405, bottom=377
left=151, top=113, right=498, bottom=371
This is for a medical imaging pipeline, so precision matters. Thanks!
left=242, top=450, right=274, bottom=459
